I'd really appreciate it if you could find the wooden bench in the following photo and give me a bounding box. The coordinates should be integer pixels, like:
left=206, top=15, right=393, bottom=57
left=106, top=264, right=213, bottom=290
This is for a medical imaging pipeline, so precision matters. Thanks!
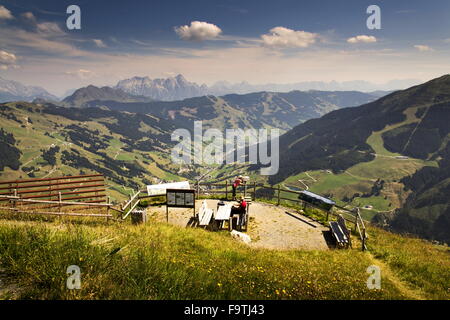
left=196, top=200, right=214, bottom=228
left=329, top=214, right=351, bottom=249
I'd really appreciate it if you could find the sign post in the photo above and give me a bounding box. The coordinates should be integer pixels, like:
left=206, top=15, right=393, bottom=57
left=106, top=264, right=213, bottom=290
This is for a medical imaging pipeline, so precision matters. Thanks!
left=165, top=188, right=196, bottom=223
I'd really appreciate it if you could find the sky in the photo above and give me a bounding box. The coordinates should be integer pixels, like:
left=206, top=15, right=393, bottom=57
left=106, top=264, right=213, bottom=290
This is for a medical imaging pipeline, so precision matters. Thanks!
left=0, top=0, right=449, bottom=96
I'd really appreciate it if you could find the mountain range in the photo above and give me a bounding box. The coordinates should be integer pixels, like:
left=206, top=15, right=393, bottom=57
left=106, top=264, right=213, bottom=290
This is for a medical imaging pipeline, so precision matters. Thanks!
left=115, top=74, right=208, bottom=101
left=0, top=76, right=58, bottom=103
left=62, top=85, right=153, bottom=106
left=78, top=89, right=381, bottom=131
left=208, top=79, right=415, bottom=97
left=115, top=74, right=399, bottom=101
left=1, top=74, right=402, bottom=103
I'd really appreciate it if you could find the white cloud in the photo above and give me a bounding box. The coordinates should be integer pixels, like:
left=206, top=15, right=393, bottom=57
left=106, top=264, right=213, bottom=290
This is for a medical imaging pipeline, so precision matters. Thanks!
left=21, top=11, right=36, bottom=22
left=0, top=5, right=13, bottom=20
left=19, top=12, right=64, bottom=37
left=414, top=45, right=433, bottom=52
left=65, top=69, right=95, bottom=79
left=0, top=50, right=17, bottom=69
left=37, top=22, right=65, bottom=36
left=260, top=27, right=318, bottom=48
left=93, top=39, right=107, bottom=48
left=347, top=35, right=377, bottom=44
left=174, top=21, right=222, bottom=41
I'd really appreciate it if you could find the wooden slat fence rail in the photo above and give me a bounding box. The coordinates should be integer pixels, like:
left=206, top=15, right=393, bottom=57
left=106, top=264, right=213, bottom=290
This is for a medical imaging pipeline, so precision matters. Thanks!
left=0, top=174, right=115, bottom=218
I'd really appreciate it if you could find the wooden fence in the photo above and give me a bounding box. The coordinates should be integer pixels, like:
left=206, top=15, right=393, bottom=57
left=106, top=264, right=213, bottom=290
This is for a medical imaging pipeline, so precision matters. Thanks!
left=0, top=174, right=115, bottom=218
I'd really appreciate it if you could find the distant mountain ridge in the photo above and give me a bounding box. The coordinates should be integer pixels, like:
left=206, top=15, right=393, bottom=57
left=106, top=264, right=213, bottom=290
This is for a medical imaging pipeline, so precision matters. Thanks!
left=82, top=90, right=380, bottom=131
left=0, top=76, right=58, bottom=102
left=62, top=85, right=153, bottom=107
left=208, top=80, right=413, bottom=96
left=115, top=74, right=208, bottom=101
left=115, top=74, right=412, bottom=100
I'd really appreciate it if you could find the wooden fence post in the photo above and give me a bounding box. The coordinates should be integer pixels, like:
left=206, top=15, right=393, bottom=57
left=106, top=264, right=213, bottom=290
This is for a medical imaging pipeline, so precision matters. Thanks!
left=196, top=181, right=200, bottom=199
left=277, top=185, right=281, bottom=206
left=362, top=228, right=366, bottom=251
left=58, top=192, right=62, bottom=213
left=354, top=208, right=359, bottom=232
left=12, top=189, right=17, bottom=210
left=106, top=196, right=110, bottom=221
left=225, top=180, right=228, bottom=200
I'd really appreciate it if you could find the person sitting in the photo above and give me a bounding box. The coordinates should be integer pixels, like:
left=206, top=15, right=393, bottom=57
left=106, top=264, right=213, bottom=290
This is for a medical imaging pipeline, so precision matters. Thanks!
left=232, top=176, right=243, bottom=200
left=231, top=196, right=247, bottom=227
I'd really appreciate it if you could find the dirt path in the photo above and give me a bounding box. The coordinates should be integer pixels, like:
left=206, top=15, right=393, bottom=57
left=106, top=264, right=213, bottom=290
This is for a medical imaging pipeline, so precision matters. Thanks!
left=149, top=200, right=330, bottom=251
left=366, top=253, right=425, bottom=300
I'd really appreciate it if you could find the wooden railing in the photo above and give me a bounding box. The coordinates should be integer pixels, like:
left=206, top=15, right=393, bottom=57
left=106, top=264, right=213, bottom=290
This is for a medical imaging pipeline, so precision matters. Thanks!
left=0, top=174, right=116, bottom=218
left=121, top=190, right=141, bottom=220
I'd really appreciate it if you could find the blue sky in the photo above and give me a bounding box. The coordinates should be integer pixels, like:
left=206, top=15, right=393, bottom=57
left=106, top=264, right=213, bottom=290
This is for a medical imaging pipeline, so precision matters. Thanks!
left=0, top=0, right=449, bottom=95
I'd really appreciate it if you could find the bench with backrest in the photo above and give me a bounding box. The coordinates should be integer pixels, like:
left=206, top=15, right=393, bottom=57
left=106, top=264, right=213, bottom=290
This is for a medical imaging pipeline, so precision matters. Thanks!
left=196, top=200, right=214, bottom=228
left=329, top=214, right=351, bottom=248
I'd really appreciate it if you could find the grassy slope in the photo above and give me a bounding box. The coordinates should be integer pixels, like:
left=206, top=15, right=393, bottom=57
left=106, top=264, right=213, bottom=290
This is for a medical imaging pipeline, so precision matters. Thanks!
left=367, top=227, right=450, bottom=300
left=0, top=212, right=448, bottom=300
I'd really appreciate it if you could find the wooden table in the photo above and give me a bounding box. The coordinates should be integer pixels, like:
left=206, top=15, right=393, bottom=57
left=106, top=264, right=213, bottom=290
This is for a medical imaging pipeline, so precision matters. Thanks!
left=215, top=203, right=233, bottom=230
left=216, top=203, right=232, bottom=220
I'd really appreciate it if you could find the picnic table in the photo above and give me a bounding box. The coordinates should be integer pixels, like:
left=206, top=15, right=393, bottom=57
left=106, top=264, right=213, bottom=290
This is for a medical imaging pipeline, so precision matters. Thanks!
left=215, top=203, right=233, bottom=230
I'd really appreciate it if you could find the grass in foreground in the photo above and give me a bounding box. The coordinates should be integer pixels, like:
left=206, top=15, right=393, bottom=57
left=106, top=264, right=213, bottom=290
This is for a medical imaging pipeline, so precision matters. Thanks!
left=0, top=215, right=408, bottom=300
left=367, top=227, right=450, bottom=300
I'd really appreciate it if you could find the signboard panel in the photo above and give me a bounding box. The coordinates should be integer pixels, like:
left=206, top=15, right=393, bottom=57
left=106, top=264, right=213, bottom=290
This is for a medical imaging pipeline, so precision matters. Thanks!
left=185, top=192, right=194, bottom=207
left=166, top=189, right=195, bottom=208
left=147, top=181, right=190, bottom=196
left=167, top=192, right=176, bottom=206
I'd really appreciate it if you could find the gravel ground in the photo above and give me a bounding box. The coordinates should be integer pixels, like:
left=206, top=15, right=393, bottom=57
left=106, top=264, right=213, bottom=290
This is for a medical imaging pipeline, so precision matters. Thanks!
left=147, top=199, right=331, bottom=251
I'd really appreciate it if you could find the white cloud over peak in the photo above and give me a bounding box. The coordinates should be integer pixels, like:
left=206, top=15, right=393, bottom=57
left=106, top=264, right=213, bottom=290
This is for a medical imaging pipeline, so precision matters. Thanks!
left=174, top=21, right=222, bottom=41
left=0, top=5, right=13, bottom=20
left=93, top=39, right=107, bottom=48
left=347, top=35, right=377, bottom=44
left=0, top=50, right=17, bottom=69
left=261, top=27, right=318, bottom=48
left=65, top=69, right=95, bottom=79
left=414, top=45, right=433, bottom=52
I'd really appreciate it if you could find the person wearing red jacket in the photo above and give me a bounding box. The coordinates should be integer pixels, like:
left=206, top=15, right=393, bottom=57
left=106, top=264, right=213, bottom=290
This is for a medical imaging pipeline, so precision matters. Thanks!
left=232, top=175, right=243, bottom=200
left=231, top=196, right=247, bottom=227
